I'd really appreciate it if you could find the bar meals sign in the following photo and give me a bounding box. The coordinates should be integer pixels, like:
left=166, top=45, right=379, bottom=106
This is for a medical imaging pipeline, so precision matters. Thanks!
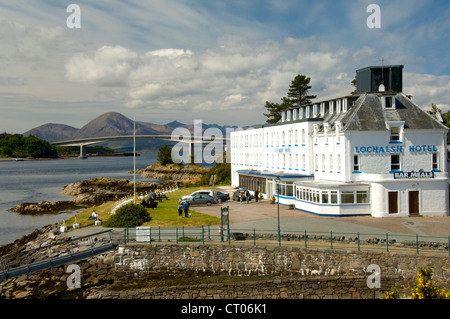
left=393, top=171, right=434, bottom=179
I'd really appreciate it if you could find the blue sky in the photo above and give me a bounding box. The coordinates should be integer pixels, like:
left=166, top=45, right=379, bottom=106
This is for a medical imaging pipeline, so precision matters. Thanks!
left=0, top=0, right=449, bottom=133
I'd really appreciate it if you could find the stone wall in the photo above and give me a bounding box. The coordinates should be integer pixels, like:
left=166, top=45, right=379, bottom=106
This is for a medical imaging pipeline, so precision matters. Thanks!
left=86, top=275, right=405, bottom=299
left=113, top=243, right=450, bottom=298
left=1, top=242, right=449, bottom=299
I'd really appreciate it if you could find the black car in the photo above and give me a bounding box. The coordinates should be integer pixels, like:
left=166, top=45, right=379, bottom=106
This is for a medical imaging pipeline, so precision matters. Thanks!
left=216, top=191, right=230, bottom=202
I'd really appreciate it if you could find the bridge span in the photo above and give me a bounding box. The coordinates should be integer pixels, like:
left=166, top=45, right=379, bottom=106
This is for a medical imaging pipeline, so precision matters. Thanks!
left=51, top=135, right=229, bottom=159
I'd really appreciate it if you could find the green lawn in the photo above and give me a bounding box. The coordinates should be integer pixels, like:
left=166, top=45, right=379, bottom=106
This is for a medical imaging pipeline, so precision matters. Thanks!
left=65, top=187, right=221, bottom=228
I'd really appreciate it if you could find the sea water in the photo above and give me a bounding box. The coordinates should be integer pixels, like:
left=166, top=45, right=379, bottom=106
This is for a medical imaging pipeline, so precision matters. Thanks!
left=0, top=152, right=158, bottom=245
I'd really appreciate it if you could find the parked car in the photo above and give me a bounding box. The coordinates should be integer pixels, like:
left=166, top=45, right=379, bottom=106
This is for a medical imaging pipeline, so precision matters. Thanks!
left=180, top=190, right=218, bottom=202
left=216, top=191, right=230, bottom=202
left=181, top=194, right=217, bottom=206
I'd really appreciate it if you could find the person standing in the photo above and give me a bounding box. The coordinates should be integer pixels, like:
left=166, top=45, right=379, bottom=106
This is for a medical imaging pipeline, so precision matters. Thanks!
left=255, top=190, right=259, bottom=202
left=182, top=200, right=190, bottom=217
left=178, top=203, right=183, bottom=217
left=245, top=189, right=250, bottom=204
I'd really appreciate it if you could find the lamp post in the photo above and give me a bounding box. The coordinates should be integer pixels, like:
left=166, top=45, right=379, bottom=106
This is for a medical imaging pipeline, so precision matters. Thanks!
left=275, top=176, right=281, bottom=245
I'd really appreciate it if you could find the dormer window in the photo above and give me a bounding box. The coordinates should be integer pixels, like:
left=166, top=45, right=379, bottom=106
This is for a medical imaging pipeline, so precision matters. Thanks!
left=382, top=96, right=396, bottom=109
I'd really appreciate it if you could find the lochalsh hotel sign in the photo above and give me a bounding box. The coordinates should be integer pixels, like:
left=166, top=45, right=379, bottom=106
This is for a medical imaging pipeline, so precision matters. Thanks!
left=354, top=144, right=438, bottom=154
left=354, top=144, right=438, bottom=179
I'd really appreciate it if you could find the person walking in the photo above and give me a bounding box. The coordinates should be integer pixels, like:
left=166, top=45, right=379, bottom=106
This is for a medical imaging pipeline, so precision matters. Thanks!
left=255, top=190, right=259, bottom=202
left=245, top=189, right=250, bottom=204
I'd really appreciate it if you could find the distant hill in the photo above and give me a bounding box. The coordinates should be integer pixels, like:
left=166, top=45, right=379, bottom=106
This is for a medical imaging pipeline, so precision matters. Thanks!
left=22, top=112, right=241, bottom=152
left=23, top=123, right=79, bottom=142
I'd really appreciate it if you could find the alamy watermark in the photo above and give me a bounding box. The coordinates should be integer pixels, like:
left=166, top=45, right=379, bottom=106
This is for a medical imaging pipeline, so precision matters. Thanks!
left=66, top=264, right=81, bottom=289
left=170, top=120, right=243, bottom=165
left=66, top=4, right=81, bottom=29
left=367, top=4, right=381, bottom=29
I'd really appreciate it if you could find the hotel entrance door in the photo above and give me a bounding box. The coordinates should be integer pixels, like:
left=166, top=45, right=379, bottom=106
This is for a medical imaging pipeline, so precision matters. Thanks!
left=388, top=191, right=398, bottom=214
left=408, top=191, right=420, bottom=216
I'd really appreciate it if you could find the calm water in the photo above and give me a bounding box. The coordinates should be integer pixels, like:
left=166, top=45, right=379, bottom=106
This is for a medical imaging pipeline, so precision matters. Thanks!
left=0, top=152, right=159, bottom=245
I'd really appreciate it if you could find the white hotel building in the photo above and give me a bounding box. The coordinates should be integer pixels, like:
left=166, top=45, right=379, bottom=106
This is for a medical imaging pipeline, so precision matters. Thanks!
left=230, top=65, right=449, bottom=217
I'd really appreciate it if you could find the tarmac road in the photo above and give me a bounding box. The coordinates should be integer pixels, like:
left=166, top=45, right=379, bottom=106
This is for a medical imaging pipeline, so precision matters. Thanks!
left=195, top=186, right=450, bottom=240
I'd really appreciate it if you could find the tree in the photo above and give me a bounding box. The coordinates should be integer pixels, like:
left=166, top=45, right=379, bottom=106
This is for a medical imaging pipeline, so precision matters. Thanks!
left=285, top=75, right=316, bottom=107
left=350, top=76, right=357, bottom=95
left=157, top=144, right=174, bottom=165
left=263, top=74, right=316, bottom=123
left=263, top=100, right=289, bottom=124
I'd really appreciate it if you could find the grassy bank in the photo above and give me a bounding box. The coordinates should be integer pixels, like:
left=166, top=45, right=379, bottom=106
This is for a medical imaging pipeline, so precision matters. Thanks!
left=65, top=187, right=221, bottom=229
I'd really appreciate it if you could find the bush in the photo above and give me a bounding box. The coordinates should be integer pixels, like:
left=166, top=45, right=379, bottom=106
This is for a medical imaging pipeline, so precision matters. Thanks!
left=412, top=267, right=450, bottom=299
left=103, top=202, right=151, bottom=228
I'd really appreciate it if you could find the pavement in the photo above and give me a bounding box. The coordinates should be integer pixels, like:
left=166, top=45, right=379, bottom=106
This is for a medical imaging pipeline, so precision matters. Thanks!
left=64, top=185, right=450, bottom=241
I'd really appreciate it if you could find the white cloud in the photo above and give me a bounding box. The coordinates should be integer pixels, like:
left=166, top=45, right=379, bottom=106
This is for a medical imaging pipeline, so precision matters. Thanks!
left=63, top=35, right=450, bottom=127
left=404, top=72, right=450, bottom=112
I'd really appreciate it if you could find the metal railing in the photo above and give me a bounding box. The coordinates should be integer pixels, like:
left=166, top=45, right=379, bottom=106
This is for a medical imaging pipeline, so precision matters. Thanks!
left=0, top=229, right=117, bottom=280
left=120, top=226, right=450, bottom=256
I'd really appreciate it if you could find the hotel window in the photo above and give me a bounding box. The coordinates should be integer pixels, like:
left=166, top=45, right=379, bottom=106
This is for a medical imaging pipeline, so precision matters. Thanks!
left=302, top=154, right=306, bottom=170
left=357, top=191, right=369, bottom=204
left=353, top=155, right=360, bottom=171
left=295, top=154, right=299, bottom=169
left=315, top=154, right=318, bottom=171
left=330, top=191, right=338, bottom=204
left=321, top=191, right=329, bottom=204
left=391, top=154, right=401, bottom=171
left=282, top=131, right=286, bottom=145
left=383, top=96, right=396, bottom=109
left=337, top=154, right=341, bottom=172
left=329, top=101, right=334, bottom=114
left=390, top=127, right=400, bottom=142
left=330, top=154, right=333, bottom=171
left=432, top=153, right=439, bottom=170
left=322, top=154, right=325, bottom=171
left=301, top=129, right=305, bottom=145
left=295, top=130, right=298, bottom=145
left=341, top=191, right=355, bottom=204
left=336, top=100, right=341, bottom=113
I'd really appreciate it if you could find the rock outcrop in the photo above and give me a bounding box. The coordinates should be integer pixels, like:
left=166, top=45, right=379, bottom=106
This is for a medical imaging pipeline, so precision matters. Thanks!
left=134, top=163, right=209, bottom=180
left=10, top=201, right=80, bottom=215
left=10, top=177, right=175, bottom=215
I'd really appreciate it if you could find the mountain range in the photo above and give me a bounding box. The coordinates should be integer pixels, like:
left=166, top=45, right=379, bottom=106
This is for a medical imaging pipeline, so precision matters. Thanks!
left=23, top=112, right=240, bottom=151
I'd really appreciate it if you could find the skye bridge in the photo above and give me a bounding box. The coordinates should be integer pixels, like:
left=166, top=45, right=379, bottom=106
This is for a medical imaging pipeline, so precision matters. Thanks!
left=51, top=135, right=229, bottom=159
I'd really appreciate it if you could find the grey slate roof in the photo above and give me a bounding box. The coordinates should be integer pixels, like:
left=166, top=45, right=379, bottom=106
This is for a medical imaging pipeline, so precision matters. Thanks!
left=320, top=93, right=447, bottom=132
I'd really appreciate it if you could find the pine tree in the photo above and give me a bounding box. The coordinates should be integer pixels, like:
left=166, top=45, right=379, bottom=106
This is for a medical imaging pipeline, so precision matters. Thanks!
left=285, top=75, right=316, bottom=107
left=263, top=74, right=316, bottom=123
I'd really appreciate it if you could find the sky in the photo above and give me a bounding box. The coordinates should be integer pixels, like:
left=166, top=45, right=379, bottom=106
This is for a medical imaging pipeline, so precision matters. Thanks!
left=0, top=0, right=449, bottom=133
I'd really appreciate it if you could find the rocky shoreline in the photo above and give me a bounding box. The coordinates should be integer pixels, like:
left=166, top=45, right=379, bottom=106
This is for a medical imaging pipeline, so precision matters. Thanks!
left=8, top=177, right=176, bottom=215
left=9, top=163, right=210, bottom=215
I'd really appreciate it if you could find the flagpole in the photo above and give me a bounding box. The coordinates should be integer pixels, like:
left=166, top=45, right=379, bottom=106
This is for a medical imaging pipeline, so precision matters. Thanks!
left=133, top=117, right=136, bottom=204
